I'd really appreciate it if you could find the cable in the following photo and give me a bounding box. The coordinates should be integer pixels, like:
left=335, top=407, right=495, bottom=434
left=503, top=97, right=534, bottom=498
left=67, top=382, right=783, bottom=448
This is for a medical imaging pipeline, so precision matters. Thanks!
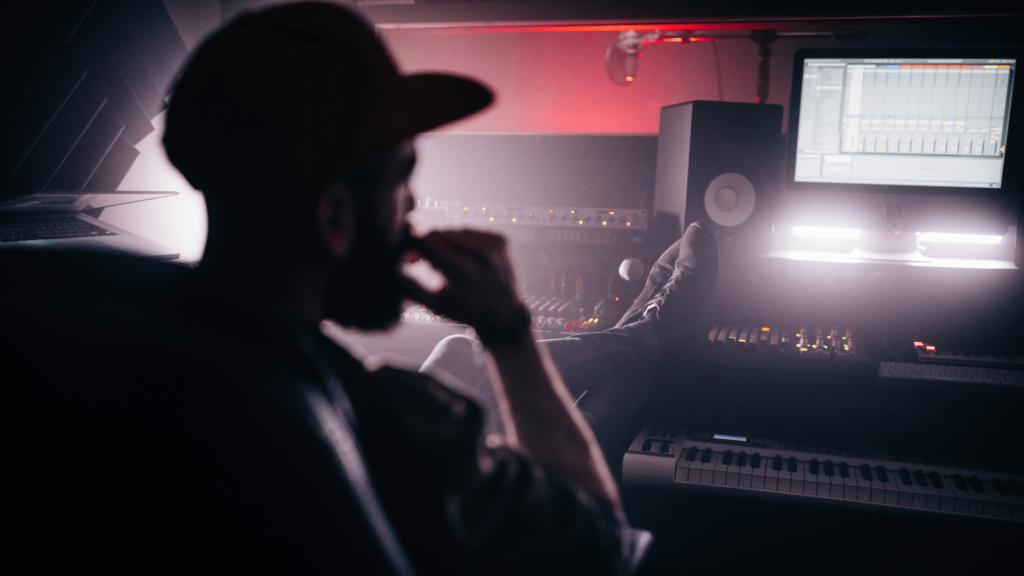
left=710, top=41, right=723, bottom=100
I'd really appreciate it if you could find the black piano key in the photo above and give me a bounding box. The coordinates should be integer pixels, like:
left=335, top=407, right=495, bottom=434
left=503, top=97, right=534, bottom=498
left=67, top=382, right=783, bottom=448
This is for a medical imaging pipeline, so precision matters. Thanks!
left=686, top=446, right=699, bottom=462
left=967, top=475, right=985, bottom=493
left=824, top=460, right=835, bottom=477
left=876, top=466, right=889, bottom=483
left=913, top=470, right=928, bottom=487
left=810, top=459, right=820, bottom=475
left=736, top=452, right=747, bottom=467
left=787, top=456, right=797, bottom=473
left=722, top=450, right=734, bottom=466
left=641, top=440, right=652, bottom=451
left=928, top=471, right=944, bottom=489
left=658, top=442, right=670, bottom=454
left=751, top=453, right=761, bottom=469
left=861, top=464, right=873, bottom=481
left=992, top=478, right=1009, bottom=496
left=1007, top=480, right=1024, bottom=498
left=772, top=455, right=782, bottom=471
left=898, top=468, right=912, bottom=485
left=953, top=474, right=968, bottom=492
left=701, top=448, right=713, bottom=463
left=839, top=462, right=850, bottom=479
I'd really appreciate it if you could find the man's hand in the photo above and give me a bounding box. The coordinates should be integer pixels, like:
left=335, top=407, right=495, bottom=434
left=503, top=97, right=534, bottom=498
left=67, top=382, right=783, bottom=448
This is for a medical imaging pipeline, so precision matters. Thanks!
left=402, top=230, right=524, bottom=337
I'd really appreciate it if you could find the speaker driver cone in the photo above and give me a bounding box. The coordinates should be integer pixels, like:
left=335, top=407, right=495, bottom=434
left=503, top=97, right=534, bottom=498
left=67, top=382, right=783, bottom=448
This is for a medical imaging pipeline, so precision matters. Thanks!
left=704, top=172, right=756, bottom=227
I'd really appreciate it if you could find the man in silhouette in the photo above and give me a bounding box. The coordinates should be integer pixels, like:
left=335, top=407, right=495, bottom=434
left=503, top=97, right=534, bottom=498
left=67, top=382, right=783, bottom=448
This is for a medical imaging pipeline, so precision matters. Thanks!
left=160, top=2, right=716, bottom=573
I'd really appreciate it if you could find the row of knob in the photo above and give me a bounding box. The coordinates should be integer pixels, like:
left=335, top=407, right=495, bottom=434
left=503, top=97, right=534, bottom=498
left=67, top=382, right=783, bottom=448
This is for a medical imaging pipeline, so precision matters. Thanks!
left=708, top=325, right=858, bottom=356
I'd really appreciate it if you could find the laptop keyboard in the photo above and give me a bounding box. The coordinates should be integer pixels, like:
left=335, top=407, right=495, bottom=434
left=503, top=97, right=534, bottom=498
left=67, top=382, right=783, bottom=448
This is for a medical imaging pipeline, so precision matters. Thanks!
left=0, top=217, right=117, bottom=242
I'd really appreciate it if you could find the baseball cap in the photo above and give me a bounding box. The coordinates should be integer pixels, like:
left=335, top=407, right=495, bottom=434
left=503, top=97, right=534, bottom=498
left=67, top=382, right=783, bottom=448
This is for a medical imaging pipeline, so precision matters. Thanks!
left=163, top=2, right=493, bottom=198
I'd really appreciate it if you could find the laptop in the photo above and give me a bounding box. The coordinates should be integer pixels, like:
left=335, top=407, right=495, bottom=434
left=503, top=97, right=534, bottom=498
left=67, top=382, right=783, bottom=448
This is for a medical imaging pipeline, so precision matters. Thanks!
left=0, top=191, right=181, bottom=260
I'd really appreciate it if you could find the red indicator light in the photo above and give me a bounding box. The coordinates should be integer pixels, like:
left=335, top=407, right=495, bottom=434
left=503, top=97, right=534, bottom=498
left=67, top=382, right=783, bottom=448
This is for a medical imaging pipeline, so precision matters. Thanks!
left=926, top=345, right=936, bottom=351
left=625, top=76, right=634, bottom=82
left=913, top=341, right=924, bottom=348
left=626, top=222, right=631, bottom=226
left=615, top=297, right=619, bottom=301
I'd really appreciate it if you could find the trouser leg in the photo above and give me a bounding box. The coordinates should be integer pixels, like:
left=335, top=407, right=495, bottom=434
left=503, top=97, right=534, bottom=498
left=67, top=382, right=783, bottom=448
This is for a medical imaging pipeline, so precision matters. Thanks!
left=420, top=320, right=660, bottom=462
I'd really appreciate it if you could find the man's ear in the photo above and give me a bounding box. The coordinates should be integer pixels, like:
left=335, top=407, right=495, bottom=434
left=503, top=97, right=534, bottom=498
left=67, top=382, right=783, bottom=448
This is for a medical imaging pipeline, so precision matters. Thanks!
left=317, top=181, right=357, bottom=258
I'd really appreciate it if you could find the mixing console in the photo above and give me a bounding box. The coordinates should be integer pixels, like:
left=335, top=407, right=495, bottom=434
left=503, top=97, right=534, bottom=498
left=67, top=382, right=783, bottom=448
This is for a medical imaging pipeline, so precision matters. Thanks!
left=623, top=428, right=1024, bottom=521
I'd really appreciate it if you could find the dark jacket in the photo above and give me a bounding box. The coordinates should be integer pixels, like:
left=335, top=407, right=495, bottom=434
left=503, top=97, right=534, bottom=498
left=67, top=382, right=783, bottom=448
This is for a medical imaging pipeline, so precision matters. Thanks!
left=3, top=250, right=630, bottom=574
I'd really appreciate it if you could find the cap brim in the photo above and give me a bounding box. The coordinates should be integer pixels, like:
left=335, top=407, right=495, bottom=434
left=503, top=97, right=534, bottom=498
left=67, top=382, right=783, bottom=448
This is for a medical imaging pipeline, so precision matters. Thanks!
left=365, top=73, right=493, bottom=153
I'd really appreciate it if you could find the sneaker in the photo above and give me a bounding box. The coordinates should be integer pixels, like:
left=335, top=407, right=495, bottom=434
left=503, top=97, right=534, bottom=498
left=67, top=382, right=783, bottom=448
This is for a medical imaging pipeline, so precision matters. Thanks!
left=615, top=222, right=718, bottom=343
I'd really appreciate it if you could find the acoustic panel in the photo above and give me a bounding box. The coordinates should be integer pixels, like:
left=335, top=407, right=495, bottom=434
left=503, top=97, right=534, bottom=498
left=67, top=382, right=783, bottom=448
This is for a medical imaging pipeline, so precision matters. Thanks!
left=83, top=135, right=138, bottom=192
left=47, top=109, right=124, bottom=191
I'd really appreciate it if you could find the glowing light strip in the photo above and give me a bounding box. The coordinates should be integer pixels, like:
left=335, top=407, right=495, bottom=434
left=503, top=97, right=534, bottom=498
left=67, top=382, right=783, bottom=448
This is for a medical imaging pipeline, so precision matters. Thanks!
left=712, top=434, right=747, bottom=442
left=792, top=226, right=861, bottom=239
left=917, top=232, right=1002, bottom=245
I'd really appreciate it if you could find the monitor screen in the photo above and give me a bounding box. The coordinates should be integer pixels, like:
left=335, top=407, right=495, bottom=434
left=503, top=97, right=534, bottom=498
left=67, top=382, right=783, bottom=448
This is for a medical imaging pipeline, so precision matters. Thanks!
left=793, top=57, right=1015, bottom=189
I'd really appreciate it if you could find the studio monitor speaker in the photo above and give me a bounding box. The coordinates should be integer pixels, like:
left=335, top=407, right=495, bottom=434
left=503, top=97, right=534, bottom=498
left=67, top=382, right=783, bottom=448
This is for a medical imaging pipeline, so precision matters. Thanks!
left=654, top=101, right=784, bottom=256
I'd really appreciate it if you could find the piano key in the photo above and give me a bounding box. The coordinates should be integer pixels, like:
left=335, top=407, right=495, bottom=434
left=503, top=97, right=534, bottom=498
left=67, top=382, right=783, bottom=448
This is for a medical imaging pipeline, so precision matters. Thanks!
left=841, top=463, right=858, bottom=499
left=975, top=479, right=1002, bottom=517
left=737, top=327, right=750, bottom=346
left=727, top=326, right=739, bottom=345
left=877, top=467, right=900, bottom=505
left=810, top=459, right=821, bottom=476
left=738, top=453, right=753, bottom=488
left=708, top=325, right=721, bottom=345
left=686, top=445, right=699, bottom=462
left=965, top=476, right=986, bottom=515
left=803, top=460, right=820, bottom=495
left=876, top=466, right=889, bottom=484
left=701, top=447, right=714, bottom=464
left=984, top=480, right=1014, bottom=519
left=712, top=452, right=730, bottom=485
left=702, top=452, right=721, bottom=484
left=789, top=459, right=805, bottom=494
left=751, top=454, right=767, bottom=489
left=778, top=458, right=793, bottom=493
left=721, top=450, right=734, bottom=466
left=952, top=474, right=968, bottom=492
left=824, top=460, right=835, bottom=477
left=724, top=452, right=742, bottom=487
left=933, top=475, right=957, bottom=511
left=765, top=456, right=780, bottom=491
left=991, top=478, right=1009, bottom=496
left=916, top=470, right=942, bottom=510
left=854, top=464, right=873, bottom=501
left=895, top=470, right=916, bottom=506
left=716, top=326, right=729, bottom=346
left=829, top=469, right=845, bottom=499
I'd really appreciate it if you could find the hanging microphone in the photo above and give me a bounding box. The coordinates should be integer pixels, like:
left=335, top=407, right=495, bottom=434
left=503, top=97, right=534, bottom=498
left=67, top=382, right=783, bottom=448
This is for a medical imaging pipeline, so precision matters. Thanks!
left=619, top=258, right=644, bottom=282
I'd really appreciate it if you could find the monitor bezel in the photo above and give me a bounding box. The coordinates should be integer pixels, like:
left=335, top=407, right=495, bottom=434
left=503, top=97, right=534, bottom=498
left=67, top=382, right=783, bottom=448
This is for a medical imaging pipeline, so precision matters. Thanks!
left=786, top=48, right=1022, bottom=198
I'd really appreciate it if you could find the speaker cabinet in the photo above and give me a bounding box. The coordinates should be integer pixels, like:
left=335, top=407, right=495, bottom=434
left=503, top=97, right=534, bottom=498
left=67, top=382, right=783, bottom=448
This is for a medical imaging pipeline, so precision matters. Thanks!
left=654, top=101, right=784, bottom=256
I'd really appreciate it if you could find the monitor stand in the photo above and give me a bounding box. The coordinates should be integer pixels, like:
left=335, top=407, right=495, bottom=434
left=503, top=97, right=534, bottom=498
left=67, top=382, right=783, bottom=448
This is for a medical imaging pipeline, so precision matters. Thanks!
left=848, top=230, right=930, bottom=263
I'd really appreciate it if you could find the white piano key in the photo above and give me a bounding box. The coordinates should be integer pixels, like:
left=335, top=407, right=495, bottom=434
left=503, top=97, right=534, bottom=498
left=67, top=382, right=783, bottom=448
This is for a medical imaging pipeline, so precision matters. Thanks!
left=854, top=465, right=873, bottom=501
left=895, top=475, right=915, bottom=507
left=713, top=452, right=730, bottom=486
left=751, top=455, right=767, bottom=490
left=737, top=454, right=753, bottom=488
left=840, top=466, right=858, bottom=499
left=935, top=477, right=957, bottom=511
left=982, top=480, right=1013, bottom=519
left=701, top=451, right=720, bottom=484
left=764, top=458, right=779, bottom=491
left=725, top=462, right=741, bottom=487
left=803, top=463, right=820, bottom=496
left=777, top=459, right=792, bottom=493
left=876, top=468, right=899, bottom=505
left=828, top=470, right=844, bottom=499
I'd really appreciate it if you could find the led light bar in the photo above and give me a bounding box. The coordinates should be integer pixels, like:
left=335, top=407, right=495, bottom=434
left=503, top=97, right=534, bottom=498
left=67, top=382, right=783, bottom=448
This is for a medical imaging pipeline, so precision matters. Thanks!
left=792, top=226, right=861, bottom=239
left=916, top=232, right=1002, bottom=245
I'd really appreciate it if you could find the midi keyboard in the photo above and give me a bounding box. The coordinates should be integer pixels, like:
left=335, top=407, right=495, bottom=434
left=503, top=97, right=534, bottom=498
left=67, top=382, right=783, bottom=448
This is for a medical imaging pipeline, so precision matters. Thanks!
left=623, top=428, right=1024, bottom=522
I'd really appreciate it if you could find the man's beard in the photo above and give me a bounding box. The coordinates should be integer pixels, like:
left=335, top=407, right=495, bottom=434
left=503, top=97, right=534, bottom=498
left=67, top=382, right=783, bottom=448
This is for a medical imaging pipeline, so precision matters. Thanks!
left=323, top=228, right=407, bottom=331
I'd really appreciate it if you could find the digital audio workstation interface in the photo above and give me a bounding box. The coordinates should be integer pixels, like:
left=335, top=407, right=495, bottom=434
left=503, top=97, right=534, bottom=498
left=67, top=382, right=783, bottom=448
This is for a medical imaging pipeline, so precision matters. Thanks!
left=795, top=58, right=1016, bottom=188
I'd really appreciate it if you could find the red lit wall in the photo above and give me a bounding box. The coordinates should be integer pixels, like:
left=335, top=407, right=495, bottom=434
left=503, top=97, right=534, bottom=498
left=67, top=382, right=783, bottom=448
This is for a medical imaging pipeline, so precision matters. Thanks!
left=384, top=29, right=833, bottom=134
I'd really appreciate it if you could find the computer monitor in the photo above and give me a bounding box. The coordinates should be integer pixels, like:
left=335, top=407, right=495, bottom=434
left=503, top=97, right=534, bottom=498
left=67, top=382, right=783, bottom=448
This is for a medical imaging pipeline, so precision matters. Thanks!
left=776, top=49, right=1022, bottom=268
